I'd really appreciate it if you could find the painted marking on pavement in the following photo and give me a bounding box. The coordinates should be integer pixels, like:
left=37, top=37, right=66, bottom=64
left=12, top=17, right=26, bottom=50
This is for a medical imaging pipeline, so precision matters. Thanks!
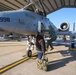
left=0, top=53, right=37, bottom=74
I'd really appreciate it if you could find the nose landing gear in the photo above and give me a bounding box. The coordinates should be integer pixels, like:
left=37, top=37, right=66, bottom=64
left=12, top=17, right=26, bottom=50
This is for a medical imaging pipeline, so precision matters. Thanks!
left=27, top=50, right=32, bottom=57
left=26, top=36, right=34, bottom=57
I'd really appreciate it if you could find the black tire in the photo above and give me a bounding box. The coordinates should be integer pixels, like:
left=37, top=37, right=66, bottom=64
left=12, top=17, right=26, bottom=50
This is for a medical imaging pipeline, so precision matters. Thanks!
left=27, top=50, right=32, bottom=57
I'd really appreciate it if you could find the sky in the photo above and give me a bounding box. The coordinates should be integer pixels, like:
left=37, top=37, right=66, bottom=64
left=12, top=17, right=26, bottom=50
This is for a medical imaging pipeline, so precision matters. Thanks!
left=47, top=8, right=76, bottom=31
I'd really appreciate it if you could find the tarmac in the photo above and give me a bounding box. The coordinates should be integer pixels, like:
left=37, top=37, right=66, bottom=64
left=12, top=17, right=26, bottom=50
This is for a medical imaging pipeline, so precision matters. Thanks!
left=0, top=39, right=76, bottom=75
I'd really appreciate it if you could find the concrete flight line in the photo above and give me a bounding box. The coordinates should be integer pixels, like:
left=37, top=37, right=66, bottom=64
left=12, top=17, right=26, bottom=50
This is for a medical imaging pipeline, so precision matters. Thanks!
left=0, top=53, right=37, bottom=74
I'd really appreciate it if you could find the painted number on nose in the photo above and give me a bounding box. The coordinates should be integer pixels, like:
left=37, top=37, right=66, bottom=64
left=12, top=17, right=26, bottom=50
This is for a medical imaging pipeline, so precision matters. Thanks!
left=0, top=17, right=10, bottom=22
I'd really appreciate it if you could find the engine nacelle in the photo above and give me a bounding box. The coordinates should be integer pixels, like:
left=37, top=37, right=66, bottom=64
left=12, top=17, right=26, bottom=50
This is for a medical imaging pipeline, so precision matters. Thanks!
left=59, top=22, right=69, bottom=31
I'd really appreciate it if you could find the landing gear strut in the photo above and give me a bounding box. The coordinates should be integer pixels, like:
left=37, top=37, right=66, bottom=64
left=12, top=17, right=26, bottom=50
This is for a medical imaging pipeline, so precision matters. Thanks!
left=26, top=36, right=34, bottom=57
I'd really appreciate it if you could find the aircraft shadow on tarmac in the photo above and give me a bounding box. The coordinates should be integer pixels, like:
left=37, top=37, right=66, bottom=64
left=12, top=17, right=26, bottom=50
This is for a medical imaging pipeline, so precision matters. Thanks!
left=46, top=50, right=76, bottom=71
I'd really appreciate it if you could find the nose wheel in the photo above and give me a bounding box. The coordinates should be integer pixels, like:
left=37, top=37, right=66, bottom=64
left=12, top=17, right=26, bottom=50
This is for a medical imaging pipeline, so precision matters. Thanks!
left=27, top=50, right=32, bottom=57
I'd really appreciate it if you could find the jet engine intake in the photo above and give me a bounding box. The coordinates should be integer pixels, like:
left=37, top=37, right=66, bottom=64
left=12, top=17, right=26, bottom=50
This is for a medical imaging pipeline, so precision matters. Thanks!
left=59, top=22, right=69, bottom=31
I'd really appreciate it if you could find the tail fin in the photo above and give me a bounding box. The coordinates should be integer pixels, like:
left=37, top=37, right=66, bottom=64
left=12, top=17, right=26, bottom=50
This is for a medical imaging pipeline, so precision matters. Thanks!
left=73, top=23, right=75, bottom=31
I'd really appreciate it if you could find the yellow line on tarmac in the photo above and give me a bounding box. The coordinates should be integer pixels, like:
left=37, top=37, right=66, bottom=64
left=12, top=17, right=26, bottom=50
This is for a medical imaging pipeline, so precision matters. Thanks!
left=0, top=53, right=37, bottom=74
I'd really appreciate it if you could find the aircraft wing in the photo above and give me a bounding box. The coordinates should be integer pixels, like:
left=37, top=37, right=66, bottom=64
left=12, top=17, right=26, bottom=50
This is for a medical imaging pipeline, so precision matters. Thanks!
left=56, top=31, right=71, bottom=35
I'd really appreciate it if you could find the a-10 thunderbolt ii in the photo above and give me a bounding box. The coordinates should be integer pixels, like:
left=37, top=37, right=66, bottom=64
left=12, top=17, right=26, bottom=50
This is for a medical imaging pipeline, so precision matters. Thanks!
left=0, top=2, right=57, bottom=56
left=0, top=1, right=70, bottom=57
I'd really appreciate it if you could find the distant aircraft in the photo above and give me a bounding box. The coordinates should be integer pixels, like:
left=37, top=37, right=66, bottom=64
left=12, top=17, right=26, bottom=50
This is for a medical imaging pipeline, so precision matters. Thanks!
left=0, top=1, right=75, bottom=56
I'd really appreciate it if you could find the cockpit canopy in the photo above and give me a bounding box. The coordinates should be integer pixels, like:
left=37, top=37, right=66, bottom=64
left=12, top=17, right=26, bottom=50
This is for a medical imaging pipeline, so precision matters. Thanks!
left=22, top=3, right=44, bottom=16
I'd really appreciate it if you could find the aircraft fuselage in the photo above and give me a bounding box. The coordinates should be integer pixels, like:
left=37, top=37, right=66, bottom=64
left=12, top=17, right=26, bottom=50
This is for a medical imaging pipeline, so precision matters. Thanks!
left=0, top=9, right=57, bottom=38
